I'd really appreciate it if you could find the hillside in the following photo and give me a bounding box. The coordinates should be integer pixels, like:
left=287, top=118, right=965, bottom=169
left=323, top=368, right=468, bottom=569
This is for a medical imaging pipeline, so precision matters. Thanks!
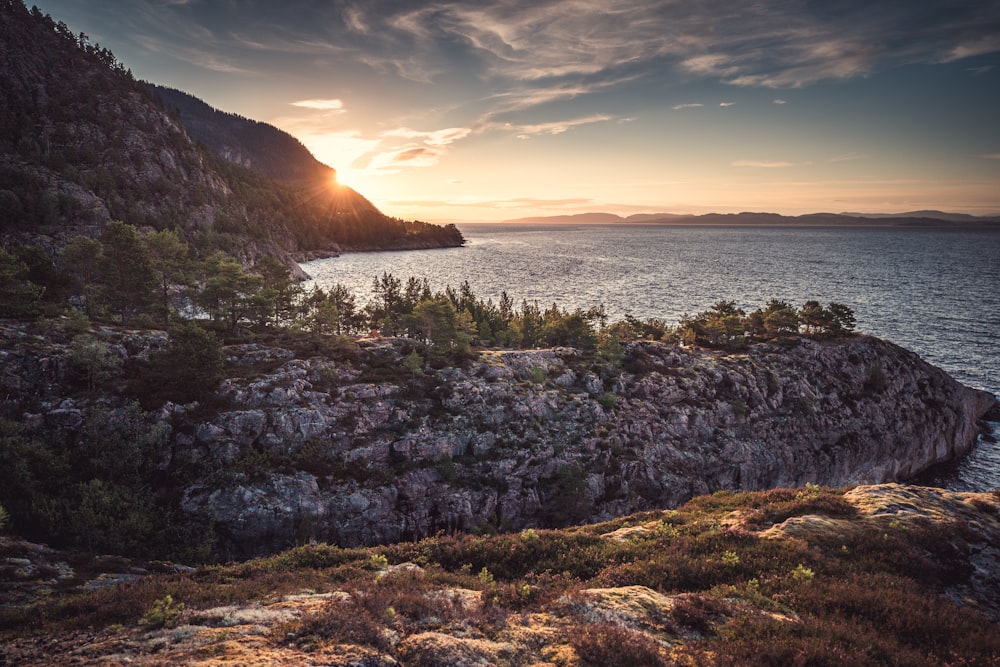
left=149, top=85, right=339, bottom=191
left=0, top=1, right=462, bottom=272
left=2, top=483, right=999, bottom=665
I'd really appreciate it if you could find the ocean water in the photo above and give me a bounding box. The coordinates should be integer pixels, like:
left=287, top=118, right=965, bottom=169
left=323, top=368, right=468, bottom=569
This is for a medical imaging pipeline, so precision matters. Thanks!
left=303, top=224, right=1000, bottom=492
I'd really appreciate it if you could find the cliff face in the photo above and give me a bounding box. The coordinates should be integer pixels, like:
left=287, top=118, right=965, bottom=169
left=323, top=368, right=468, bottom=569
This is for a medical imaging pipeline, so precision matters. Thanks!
left=182, top=336, right=994, bottom=559
left=2, top=319, right=993, bottom=560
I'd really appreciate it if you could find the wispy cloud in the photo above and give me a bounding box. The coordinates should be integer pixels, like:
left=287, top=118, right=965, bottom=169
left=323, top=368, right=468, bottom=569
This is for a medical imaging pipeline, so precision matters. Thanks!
left=773, top=99, right=787, bottom=105
left=383, top=127, right=472, bottom=146
left=133, top=34, right=260, bottom=75
left=982, top=153, right=1000, bottom=160
left=366, top=145, right=443, bottom=173
left=116, top=0, right=1000, bottom=129
left=720, top=102, right=735, bottom=107
left=291, top=99, right=345, bottom=111
left=672, top=103, right=704, bottom=111
left=333, top=0, right=1000, bottom=91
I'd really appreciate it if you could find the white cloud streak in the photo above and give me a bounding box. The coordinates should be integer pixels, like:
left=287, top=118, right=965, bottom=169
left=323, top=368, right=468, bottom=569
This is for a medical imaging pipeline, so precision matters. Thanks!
left=672, top=103, right=704, bottom=111
left=291, top=99, right=345, bottom=110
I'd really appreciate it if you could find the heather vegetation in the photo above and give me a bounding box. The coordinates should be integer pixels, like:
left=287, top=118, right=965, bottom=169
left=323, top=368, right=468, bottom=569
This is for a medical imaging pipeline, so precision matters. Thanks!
left=3, top=485, right=998, bottom=665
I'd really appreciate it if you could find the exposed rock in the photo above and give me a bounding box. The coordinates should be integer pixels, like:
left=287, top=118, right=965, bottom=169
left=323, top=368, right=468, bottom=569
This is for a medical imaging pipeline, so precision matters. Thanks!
left=0, top=319, right=994, bottom=560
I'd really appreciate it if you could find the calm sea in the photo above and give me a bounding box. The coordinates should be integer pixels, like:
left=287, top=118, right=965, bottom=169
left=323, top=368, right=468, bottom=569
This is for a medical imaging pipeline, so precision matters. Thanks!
left=303, top=224, right=1000, bottom=492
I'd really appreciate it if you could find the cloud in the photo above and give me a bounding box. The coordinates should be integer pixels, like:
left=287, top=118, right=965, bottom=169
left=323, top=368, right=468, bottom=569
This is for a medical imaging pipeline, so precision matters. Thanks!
left=732, top=160, right=796, bottom=168
left=383, top=127, right=472, bottom=146
left=113, top=0, right=1000, bottom=96
left=942, top=35, right=1000, bottom=62
left=773, top=99, right=787, bottom=105
left=982, top=153, right=1000, bottom=160
left=492, top=114, right=613, bottom=139
left=672, top=103, right=704, bottom=111
left=719, top=102, right=735, bottom=107
left=365, top=145, right=444, bottom=173
left=291, top=99, right=345, bottom=111
left=132, top=34, right=260, bottom=74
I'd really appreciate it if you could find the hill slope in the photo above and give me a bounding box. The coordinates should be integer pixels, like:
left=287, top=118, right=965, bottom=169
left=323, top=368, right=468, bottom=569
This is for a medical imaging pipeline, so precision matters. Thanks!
left=0, top=1, right=462, bottom=270
left=149, top=85, right=338, bottom=191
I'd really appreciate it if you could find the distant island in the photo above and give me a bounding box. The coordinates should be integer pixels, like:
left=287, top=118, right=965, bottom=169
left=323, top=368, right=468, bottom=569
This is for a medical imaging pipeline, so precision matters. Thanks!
left=503, top=210, right=1000, bottom=227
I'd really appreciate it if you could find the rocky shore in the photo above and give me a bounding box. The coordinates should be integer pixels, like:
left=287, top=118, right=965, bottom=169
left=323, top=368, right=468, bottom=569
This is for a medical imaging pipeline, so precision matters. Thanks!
left=1, top=319, right=993, bottom=560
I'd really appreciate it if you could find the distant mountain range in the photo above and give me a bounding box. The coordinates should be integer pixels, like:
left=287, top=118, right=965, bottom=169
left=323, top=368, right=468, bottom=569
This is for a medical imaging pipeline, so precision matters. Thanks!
left=504, top=211, right=1000, bottom=227
left=0, top=1, right=462, bottom=272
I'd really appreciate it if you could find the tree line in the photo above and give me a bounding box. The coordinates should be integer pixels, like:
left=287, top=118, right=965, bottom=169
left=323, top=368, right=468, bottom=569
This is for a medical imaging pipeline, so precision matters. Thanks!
left=3, top=220, right=856, bottom=359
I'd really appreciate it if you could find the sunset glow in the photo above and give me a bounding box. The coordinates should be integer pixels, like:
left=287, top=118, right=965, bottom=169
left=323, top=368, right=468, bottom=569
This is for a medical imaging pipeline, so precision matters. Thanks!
left=34, top=0, right=1000, bottom=222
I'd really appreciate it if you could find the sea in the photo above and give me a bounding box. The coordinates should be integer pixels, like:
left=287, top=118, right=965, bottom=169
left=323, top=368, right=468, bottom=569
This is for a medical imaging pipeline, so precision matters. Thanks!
left=302, top=224, right=1000, bottom=493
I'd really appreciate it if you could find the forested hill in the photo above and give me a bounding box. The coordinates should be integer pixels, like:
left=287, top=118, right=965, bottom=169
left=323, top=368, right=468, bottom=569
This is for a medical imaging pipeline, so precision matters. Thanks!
left=149, top=85, right=338, bottom=191
left=0, top=0, right=463, bottom=268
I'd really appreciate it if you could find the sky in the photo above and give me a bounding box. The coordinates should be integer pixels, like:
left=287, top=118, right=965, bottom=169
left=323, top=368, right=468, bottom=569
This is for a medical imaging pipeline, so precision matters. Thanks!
left=32, top=0, right=1000, bottom=222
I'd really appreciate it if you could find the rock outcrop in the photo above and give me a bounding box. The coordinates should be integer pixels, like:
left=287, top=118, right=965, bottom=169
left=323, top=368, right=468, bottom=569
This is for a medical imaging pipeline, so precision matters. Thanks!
left=2, top=318, right=993, bottom=560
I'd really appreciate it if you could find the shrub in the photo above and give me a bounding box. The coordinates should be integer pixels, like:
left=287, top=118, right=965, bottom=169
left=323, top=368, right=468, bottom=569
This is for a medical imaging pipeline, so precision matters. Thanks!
left=569, top=622, right=668, bottom=667
left=596, top=391, right=617, bottom=410
left=527, top=364, right=545, bottom=384
left=289, top=596, right=390, bottom=651
left=139, top=594, right=185, bottom=629
left=670, top=593, right=726, bottom=634
left=67, top=334, right=122, bottom=390
left=143, top=321, right=224, bottom=404
left=0, top=503, right=8, bottom=531
left=863, top=361, right=888, bottom=395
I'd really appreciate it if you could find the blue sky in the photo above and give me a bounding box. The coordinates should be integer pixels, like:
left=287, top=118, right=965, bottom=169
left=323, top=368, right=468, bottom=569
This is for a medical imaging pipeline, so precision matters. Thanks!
left=33, top=0, right=1000, bottom=221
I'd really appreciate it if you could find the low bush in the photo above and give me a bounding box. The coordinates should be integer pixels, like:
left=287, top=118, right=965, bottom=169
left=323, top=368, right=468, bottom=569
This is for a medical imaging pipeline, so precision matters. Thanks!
left=569, top=622, right=669, bottom=667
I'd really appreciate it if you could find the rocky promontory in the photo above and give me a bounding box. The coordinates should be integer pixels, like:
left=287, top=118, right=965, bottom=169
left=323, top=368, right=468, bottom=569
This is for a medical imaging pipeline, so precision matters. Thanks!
left=1, top=319, right=993, bottom=561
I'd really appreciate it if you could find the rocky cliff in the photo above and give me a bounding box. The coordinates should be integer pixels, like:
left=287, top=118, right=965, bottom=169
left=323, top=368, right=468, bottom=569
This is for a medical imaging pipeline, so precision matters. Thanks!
left=1, top=318, right=993, bottom=561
